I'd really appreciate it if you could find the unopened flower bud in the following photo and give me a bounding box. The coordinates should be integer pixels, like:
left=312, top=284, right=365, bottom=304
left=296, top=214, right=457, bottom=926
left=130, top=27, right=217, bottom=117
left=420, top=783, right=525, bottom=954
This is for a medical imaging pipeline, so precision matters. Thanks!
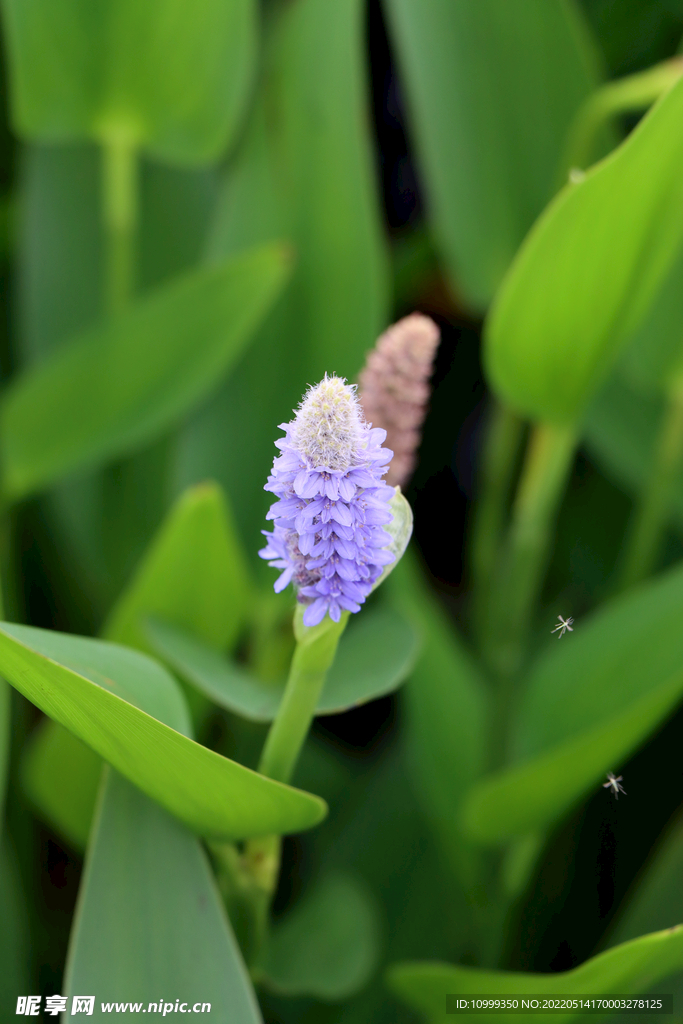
left=358, top=313, right=440, bottom=488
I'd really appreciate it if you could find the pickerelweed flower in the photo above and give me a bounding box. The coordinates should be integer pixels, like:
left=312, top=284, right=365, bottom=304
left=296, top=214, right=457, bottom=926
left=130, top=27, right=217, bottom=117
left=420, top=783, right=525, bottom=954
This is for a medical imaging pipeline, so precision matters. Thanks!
left=259, top=375, right=396, bottom=627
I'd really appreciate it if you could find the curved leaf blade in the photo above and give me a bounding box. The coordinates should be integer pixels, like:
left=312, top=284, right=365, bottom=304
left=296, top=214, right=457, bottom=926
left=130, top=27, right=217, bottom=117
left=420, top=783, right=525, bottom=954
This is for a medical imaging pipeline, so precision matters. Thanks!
left=65, top=769, right=262, bottom=1023
left=485, top=76, right=683, bottom=425
left=388, top=926, right=683, bottom=1023
left=0, top=622, right=326, bottom=839
left=1, top=242, right=290, bottom=501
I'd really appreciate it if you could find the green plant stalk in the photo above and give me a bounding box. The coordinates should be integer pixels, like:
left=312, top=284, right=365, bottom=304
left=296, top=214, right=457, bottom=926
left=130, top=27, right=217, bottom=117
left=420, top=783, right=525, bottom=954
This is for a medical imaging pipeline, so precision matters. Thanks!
left=241, top=606, right=348, bottom=962
left=100, top=131, right=139, bottom=317
left=258, top=606, right=349, bottom=784
left=483, top=420, right=577, bottom=687
left=619, top=377, right=683, bottom=591
left=470, top=401, right=524, bottom=644
left=558, top=58, right=683, bottom=185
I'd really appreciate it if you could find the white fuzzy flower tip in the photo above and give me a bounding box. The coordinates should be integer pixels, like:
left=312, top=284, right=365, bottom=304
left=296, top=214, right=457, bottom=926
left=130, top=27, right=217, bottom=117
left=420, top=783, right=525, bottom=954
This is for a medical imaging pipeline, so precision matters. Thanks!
left=289, top=374, right=366, bottom=470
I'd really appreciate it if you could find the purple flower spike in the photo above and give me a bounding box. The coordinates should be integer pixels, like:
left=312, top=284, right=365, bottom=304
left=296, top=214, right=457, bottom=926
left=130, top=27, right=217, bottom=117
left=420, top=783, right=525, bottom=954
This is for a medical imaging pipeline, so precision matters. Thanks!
left=259, top=375, right=396, bottom=626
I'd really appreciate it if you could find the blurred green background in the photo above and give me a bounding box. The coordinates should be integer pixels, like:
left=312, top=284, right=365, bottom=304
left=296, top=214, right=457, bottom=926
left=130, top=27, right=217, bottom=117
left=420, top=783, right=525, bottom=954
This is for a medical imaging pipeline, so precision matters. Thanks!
left=5, top=1, right=683, bottom=1022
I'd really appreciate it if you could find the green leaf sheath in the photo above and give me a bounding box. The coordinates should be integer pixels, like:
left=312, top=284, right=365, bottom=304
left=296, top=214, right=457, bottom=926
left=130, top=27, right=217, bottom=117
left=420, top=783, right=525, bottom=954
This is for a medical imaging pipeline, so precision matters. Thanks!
left=64, top=769, right=263, bottom=1023
left=258, top=611, right=349, bottom=785
left=482, top=421, right=577, bottom=681
left=464, top=560, right=683, bottom=842
left=101, top=133, right=138, bottom=316
left=0, top=622, right=326, bottom=839
left=383, top=0, right=600, bottom=309
left=1, top=243, right=290, bottom=501
left=485, top=76, right=683, bottom=426
left=388, top=926, right=683, bottom=1024
left=1, top=0, right=257, bottom=163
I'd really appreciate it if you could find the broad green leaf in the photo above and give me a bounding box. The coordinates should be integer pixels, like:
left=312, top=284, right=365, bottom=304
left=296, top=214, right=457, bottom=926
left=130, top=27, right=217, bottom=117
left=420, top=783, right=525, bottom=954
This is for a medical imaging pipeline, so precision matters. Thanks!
left=383, top=0, right=600, bottom=310
left=0, top=622, right=326, bottom=839
left=462, top=561, right=683, bottom=843
left=1, top=242, right=290, bottom=501
left=485, top=76, right=683, bottom=426
left=65, top=769, right=262, bottom=1023
left=2, top=0, right=256, bottom=164
left=387, top=550, right=489, bottom=885
left=176, top=0, right=388, bottom=569
left=388, top=926, right=683, bottom=1024
left=22, top=719, right=102, bottom=851
left=261, top=871, right=380, bottom=1000
left=104, top=481, right=252, bottom=654
left=146, top=605, right=419, bottom=722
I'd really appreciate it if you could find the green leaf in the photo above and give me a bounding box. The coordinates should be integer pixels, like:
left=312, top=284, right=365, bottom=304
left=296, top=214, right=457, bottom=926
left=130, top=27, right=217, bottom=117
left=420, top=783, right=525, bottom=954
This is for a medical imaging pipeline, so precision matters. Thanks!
left=104, top=481, right=252, bottom=654
left=146, top=605, right=419, bottom=722
left=22, top=720, right=102, bottom=851
left=261, top=871, right=380, bottom=1001
left=387, top=550, right=489, bottom=885
left=1, top=242, right=290, bottom=501
left=485, top=76, right=683, bottom=426
left=176, top=0, right=388, bottom=570
left=65, top=769, right=262, bottom=1023
left=388, top=926, right=683, bottom=1024
left=0, top=622, right=326, bottom=839
left=462, top=561, right=683, bottom=843
left=383, top=0, right=601, bottom=310
left=2, top=0, right=257, bottom=164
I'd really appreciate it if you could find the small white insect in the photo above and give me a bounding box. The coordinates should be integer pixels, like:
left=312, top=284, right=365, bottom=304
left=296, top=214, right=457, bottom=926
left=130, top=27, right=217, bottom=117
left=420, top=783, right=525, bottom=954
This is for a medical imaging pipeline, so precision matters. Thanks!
left=551, top=615, right=574, bottom=638
left=603, top=772, right=626, bottom=799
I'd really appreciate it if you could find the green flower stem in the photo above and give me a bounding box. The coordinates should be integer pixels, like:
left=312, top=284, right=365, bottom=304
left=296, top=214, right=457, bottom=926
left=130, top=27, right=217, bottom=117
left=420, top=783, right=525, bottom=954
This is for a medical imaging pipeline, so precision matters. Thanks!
left=100, top=130, right=139, bottom=317
left=484, top=420, right=577, bottom=685
left=558, top=58, right=683, bottom=184
left=240, top=606, right=348, bottom=962
left=619, top=377, right=683, bottom=591
left=471, top=401, right=524, bottom=643
left=258, top=606, right=349, bottom=784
